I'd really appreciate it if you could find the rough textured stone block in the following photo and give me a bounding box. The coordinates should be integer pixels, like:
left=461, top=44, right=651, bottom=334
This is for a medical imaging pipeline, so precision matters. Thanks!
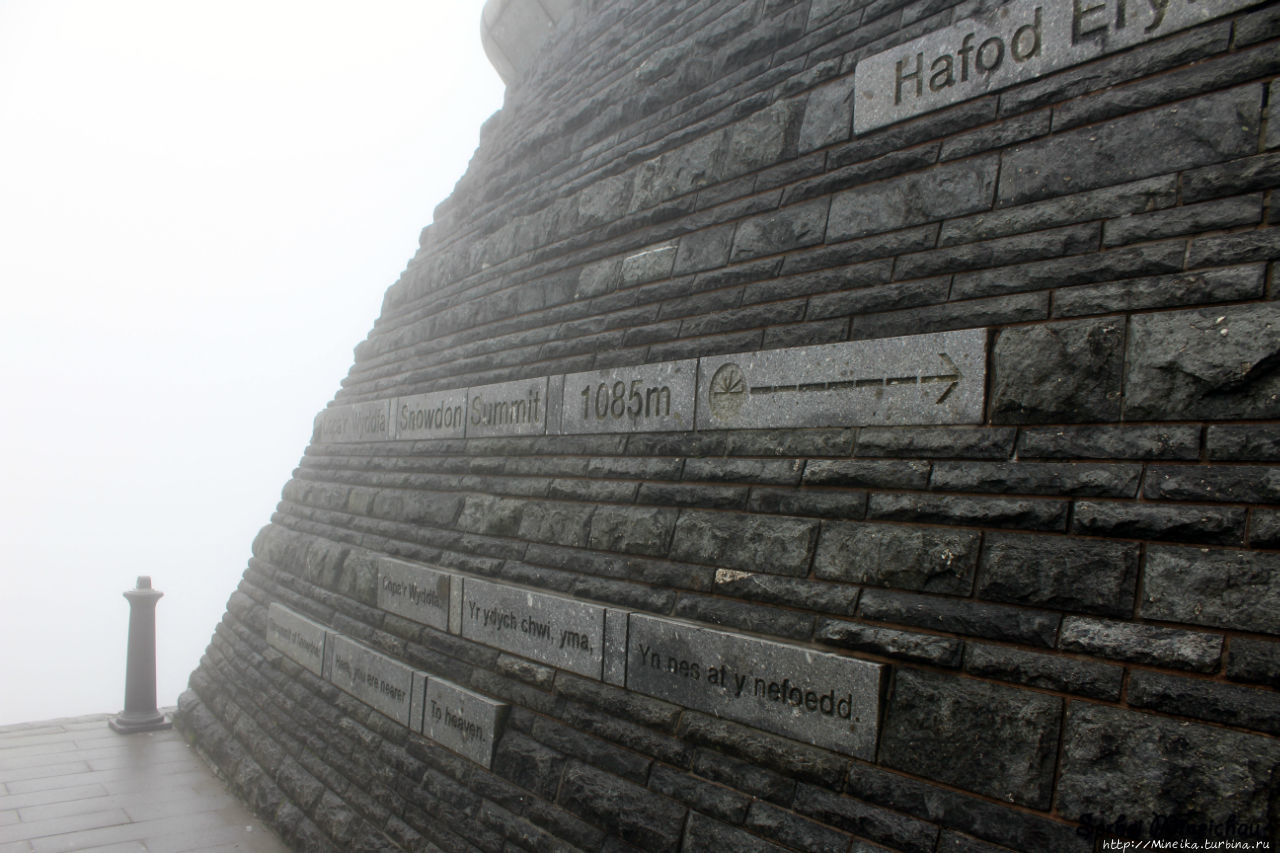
left=998, top=87, right=1261, bottom=205
left=930, top=461, right=1141, bottom=498
left=1052, top=266, right=1266, bottom=318
left=964, top=642, right=1123, bottom=700
left=1071, top=501, right=1246, bottom=546
left=729, top=198, right=830, bottom=262
left=799, top=76, right=854, bottom=153
left=668, top=510, right=820, bottom=577
left=815, top=619, right=964, bottom=668
left=868, top=493, right=1068, bottom=531
left=990, top=318, right=1123, bottom=424
left=855, top=425, right=1016, bottom=459
left=1126, top=303, right=1280, bottom=420
left=1058, top=616, right=1222, bottom=673
left=1227, top=637, right=1280, bottom=688
left=977, top=533, right=1138, bottom=617
left=1128, top=670, right=1280, bottom=735
left=1058, top=702, right=1280, bottom=834
left=859, top=588, right=1061, bottom=647
left=1016, top=425, right=1200, bottom=460
left=1142, top=545, right=1280, bottom=635
left=879, top=669, right=1061, bottom=809
left=827, top=156, right=998, bottom=241
left=813, top=521, right=979, bottom=594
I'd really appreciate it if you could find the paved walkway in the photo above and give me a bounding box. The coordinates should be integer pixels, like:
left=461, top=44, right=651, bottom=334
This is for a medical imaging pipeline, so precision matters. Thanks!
left=0, top=713, right=289, bottom=853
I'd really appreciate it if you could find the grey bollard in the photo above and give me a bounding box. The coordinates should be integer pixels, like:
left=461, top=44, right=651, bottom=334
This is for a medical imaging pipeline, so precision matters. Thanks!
left=109, top=576, right=172, bottom=733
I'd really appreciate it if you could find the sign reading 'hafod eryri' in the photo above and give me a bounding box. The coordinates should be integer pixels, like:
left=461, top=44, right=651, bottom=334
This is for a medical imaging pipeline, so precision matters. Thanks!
left=697, top=329, right=984, bottom=430
left=853, top=0, right=1257, bottom=133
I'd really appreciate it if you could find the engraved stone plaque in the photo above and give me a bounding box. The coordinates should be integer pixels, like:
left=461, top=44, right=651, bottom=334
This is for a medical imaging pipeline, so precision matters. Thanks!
left=697, top=329, right=985, bottom=430
left=394, top=390, right=468, bottom=440
left=376, top=557, right=453, bottom=632
left=313, top=400, right=392, bottom=443
left=854, top=0, right=1255, bottom=133
left=326, top=634, right=416, bottom=727
left=424, top=677, right=509, bottom=768
left=460, top=578, right=606, bottom=678
left=266, top=603, right=327, bottom=677
left=625, top=614, right=884, bottom=759
left=465, top=378, right=549, bottom=437
left=560, top=359, right=698, bottom=434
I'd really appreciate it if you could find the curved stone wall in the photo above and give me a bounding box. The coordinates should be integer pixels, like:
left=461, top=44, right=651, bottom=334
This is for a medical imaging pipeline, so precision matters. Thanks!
left=178, top=1, right=1280, bottom=850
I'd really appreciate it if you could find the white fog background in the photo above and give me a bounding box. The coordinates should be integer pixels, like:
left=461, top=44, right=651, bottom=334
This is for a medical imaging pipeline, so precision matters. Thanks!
left=0, top=1, right=506, bottom=725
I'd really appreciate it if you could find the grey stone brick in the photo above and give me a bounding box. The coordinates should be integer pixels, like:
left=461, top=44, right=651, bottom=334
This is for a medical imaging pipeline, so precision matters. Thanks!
left=803, top=460, right=932, bottom=489
left=930, top=461, right=1141, bottom=498
left=782, top=145, right=941, bottom=207
left=998, top=86, right=1261, bottom=206
left=806, top=275, right=949, bottom=321
left=710, top=567, right=860, bottom=615
left=827, top=155, right=998, bottom=241
left=517, top=499, right=594, bottom=547
left=557, top=761, right=684, bottom=851
left=1180, top=151, right=1280, bottom=203
left=1071, top=501, right=1246, bottom=546
left=938, top=175, right=1176, bottom=247
left=868, top=493, right=1068, bottom=531
left=953, top=239, right=1184, bottom=299
left=1208, top=424, right=1280, bottom=460
left=1052, top=265, right=1267, bottom=318
left=846, top=293, right=1048, bottom=341
left=964, top=642, right=1124, bottom=700
left=1128, top=670, right=1280, bottom=735
left=1106, top=194, right=1263, bottom=247
left=1226, top=637, right=1280, bottom=688
left=939, top=110, right=1051, bottom=162
left=1251, top=508, right=1280, bottom=548
left=637, top=482, right=750, bottom=510
left=879, top=670, right=1061, bottom=809
left=647, top=765, right=749, bottom=824
left=858, top=588, right=1061, bottom=647
left=684, top=458, right=804, bottom=485
left=746, top=487, right=869, bottom=520
left=587, top=505, right=678, bottom=557
left=895, top=222, right=1100, bottom=280
left=1187, top=226, right=1280, bottom=268
left=1059, top=616, right=1223, bottom=673
left=856, top=426, right=1016, bottom=459
left=668, top=509, right=819, bottom=576
left=1016, top=426, right=1201, bottom=460
left=683, top=811, right=790, bottom=853
left=799, top=76, right=854, bottom=153
left=845, top=764, right=1089, bottom=852
left=1058, top=702, right=1280, bottom=831
left=1142, top=545, right=1280, bottom=635
left=814, top=619, right=964, bottom=667
left=1269, top=79, right=1280, bottom=151
left=978, top=532, right=1139, bottom=617
left=782, top=224, right=938, bottom=272
left=674, top=223, right=735, bottom=275
left=745, top=801, right=854, bottom=853
left=677, top=711, right=847, bottom=789
left=1235, top=1, right=1280, bottom=46
left=990, top=318, right=1124, bottom=424
left=793, top=784, right=939, bottom=853
left=813, top=521, right=979, bottom=594
left=729, top=197, right=831, bottom=261
left=673, top=594, right=813, bottom=640
left=1144, top=464, right=1280, bottom=504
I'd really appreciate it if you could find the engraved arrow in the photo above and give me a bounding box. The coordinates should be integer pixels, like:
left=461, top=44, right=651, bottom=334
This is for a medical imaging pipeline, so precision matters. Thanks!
left=748, top=353, right=962, bottom=404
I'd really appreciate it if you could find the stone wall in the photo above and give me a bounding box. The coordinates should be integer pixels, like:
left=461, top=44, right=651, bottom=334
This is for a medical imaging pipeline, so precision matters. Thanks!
left=176, top=1, right=1280, bottom=850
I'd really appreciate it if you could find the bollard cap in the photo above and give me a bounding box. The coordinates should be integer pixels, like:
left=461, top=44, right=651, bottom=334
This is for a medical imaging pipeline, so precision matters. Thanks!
left=136, top=576, right=151, bottom=589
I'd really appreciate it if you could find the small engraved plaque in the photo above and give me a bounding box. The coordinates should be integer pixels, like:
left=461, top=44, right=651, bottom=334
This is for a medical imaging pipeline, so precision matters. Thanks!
left=327, top=634, right=416, bottom=727
left=465, top=378, right=550, bottom=437
left=424, top=677, right=509, bottom=768
left=376, top=557, right=453, bottom=632
left=312, top=400, right=392, bottom=443
left=460, top=578, right=606, bottom=678
left=697, top=329, right=985, bottom=430
left=394, top=390, right=468, bottom=440
left=853, top=0, right=1255, bottom=133
left=626, top=614, right=884, bottom=759
left=560, top=359, right=698, bottom=434
left=266, top=603, right=327, bottom=677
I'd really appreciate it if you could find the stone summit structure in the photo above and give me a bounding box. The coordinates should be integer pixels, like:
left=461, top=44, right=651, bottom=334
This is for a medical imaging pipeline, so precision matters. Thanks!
left=177, top=0, right=1280, bottom=850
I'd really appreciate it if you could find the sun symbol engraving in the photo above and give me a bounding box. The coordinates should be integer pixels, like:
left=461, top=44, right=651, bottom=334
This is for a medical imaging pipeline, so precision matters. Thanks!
left=708, top=362, right=747, bottom=418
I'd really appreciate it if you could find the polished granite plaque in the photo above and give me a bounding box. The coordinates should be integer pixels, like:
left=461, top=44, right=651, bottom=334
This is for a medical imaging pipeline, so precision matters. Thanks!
left=626, top=613, right=884, bottom=759
left=266, top=603, right=327, bottom=677
left=697, top=329, right=985, bottom=430
left=376, top=557, right=453, bottom=632
left=560, top=359, right=697, bottom=434
left=326, top=634, right=416, bottom=727
left=423, top=677, right=509, bottom=768
left=460, top=578, right=606, bottom=678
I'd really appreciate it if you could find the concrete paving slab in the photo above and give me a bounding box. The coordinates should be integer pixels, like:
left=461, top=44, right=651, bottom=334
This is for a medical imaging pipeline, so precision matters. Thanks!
left=0, top=714, right=287, bottom=853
